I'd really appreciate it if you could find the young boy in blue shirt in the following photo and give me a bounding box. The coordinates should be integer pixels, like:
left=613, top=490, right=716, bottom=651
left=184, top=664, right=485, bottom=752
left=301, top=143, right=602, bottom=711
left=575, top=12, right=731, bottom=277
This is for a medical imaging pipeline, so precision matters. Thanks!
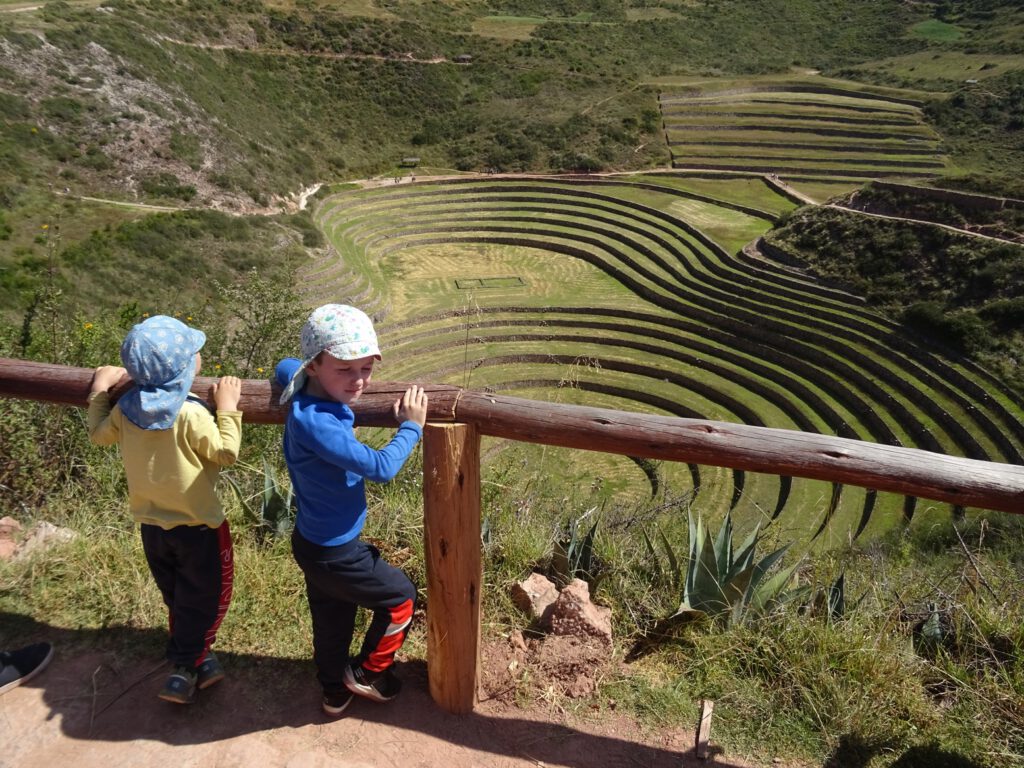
left=276, top=304, right=427, bottom=717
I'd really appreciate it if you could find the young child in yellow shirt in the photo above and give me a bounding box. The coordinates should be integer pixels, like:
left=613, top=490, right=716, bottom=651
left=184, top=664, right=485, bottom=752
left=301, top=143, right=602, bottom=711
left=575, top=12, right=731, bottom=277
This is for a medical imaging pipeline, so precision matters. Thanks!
left=88, top=315, right=242, bottom=704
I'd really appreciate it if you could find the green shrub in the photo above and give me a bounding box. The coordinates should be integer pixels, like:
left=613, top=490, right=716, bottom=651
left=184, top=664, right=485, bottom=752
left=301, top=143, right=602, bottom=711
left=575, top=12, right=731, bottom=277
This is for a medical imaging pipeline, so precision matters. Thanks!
left=903, top=302, right=991, bottom=354
left=40, top=96, right=85, bottom=124
left=168, top=130, right=203, bottom=169
left=140, top=172, right=197, bottom=201
left=225, top=456, right=296, bottom=543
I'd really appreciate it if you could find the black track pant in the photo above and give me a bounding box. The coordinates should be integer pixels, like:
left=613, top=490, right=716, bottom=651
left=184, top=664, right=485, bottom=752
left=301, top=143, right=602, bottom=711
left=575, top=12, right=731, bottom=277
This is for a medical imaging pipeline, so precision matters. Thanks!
left=291, top=529, right=416, bottom=696
left=141, top=521, right=233, bottom=668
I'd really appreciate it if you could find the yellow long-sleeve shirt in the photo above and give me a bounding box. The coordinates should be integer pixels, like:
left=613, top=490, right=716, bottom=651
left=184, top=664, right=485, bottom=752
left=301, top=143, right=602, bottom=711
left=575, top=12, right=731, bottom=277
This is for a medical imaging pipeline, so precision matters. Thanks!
left=87, top=391, right=243, bottom=529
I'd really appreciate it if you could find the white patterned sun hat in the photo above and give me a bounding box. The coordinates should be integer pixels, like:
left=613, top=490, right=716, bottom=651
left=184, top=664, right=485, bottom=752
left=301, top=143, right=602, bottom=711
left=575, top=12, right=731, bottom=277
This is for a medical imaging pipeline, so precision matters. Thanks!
left=118, top=315, right=206, bottom=430
left=279, top=304, right=381, bottom=403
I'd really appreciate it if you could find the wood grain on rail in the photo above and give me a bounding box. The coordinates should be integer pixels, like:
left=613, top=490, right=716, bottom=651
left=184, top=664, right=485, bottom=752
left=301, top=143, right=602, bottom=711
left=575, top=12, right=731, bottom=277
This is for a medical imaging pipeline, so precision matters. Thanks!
left=2, top=357, right=1023, bottom=513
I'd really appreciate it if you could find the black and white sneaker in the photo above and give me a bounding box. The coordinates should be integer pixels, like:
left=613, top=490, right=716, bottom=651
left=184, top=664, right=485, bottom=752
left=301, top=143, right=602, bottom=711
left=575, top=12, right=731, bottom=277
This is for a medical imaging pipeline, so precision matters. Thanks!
left=0, top=642, right=54, bottom=695
left=343, top=663, right=402, bottom=703
left=322, top=689, right=354, bottom=717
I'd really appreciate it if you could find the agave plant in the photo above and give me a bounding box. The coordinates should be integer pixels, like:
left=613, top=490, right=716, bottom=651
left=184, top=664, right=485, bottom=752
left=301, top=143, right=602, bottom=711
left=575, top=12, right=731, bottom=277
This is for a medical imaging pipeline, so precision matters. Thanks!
left=225, top=456, right=296, bottom=542
left=672, top=510, right=806, bottom=626
left=550, top=508, right=605, bottom=590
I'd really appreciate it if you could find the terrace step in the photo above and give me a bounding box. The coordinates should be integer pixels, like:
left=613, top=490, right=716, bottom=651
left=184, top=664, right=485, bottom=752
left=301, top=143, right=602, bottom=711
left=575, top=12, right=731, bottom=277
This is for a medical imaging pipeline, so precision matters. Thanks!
left=311, top=178, right=1024, bottom=526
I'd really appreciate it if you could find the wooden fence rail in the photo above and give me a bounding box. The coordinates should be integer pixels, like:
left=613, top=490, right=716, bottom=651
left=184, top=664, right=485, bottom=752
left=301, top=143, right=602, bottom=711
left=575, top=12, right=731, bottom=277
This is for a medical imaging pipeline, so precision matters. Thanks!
left=3, top=357, right=1024, bottom=713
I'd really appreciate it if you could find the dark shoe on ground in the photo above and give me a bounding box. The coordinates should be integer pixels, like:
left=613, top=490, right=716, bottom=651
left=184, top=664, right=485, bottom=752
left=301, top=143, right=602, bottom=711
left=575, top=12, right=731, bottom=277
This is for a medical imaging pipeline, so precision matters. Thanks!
left=158, top=665, right=197, bottom=704
left=196, top=651, right=225, bottom=690
left=343, top=663, right=401, bottom=703
left=322, top=689, right=354, bottom=717
left=0, top=642, right=54, bottom=695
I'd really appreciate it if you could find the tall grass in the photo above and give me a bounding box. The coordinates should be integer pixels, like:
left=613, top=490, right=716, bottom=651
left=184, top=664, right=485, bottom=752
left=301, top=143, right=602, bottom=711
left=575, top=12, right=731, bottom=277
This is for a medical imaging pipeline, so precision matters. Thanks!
left=596, top=512, right=1024, bottom=766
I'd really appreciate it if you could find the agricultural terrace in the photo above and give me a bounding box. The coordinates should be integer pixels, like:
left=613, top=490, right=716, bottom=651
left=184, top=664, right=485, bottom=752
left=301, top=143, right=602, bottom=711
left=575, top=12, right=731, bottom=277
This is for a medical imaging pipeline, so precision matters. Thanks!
left=659, top=78, right=949, bottom=181
left=309, top=176, right=1024, bottom=549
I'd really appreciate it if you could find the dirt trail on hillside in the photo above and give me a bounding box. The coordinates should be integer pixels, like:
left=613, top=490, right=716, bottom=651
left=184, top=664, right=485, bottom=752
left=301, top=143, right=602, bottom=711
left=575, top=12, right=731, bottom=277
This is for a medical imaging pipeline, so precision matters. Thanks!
left=154, top=34, right=451, bottom=64
left=0, top=626, right=783, bottom=768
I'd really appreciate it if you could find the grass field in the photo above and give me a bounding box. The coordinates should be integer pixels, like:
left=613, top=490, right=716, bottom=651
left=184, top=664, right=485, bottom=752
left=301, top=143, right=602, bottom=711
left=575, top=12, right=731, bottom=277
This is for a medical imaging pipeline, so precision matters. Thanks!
left=910, top=19, right=965, bottom=43
left=303, top=175, right=1024, bottom=551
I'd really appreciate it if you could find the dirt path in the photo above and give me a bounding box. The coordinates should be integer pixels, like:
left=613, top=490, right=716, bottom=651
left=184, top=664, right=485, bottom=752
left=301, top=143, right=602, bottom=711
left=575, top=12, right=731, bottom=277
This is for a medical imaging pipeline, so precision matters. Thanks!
left=0, top=637, right=772, bottom=768
left=75, top=195, right=182, bottom=212
left=154, top=34, right=452, bottom=65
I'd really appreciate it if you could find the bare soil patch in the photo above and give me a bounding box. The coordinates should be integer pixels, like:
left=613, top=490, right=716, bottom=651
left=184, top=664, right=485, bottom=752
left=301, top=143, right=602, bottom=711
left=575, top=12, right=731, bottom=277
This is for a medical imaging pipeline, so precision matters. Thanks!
left=0, top=624, right=778, bottom=768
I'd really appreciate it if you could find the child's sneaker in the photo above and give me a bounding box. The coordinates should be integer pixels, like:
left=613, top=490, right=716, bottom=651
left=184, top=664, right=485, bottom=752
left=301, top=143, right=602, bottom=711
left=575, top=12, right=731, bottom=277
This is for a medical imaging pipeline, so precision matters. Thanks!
left=0, top=641, right=54, bottom=695
left=322, top=689, right=354, bottom=717
left=158, top=665, right=197, bottom=704
left=196, top=651, right=225, bottom=690
left=343, top=663, right=402, bottom=703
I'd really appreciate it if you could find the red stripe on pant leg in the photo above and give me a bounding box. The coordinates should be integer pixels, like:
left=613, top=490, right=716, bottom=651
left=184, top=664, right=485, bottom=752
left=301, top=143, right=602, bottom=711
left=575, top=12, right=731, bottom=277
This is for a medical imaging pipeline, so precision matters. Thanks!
left=199, top=521, right=234, bottom=663
left=364, top=599, right=413, bottom=672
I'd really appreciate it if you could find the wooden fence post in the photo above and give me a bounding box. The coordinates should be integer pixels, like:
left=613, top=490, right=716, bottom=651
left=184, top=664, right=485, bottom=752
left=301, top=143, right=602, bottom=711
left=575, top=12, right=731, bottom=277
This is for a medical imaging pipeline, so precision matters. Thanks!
left=422, top=422, right=482, bottom=714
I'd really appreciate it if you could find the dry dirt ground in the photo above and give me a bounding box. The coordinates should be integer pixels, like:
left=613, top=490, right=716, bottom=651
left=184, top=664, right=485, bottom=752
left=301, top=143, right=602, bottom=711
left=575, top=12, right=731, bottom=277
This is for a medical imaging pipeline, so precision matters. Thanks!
left=0, top=625, right=779, bottom=768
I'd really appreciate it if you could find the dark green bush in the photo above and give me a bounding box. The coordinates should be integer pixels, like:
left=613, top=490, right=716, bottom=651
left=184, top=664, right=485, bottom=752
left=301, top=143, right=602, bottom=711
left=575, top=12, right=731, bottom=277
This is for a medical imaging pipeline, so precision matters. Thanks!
left=903, top=302, right=991, bottom=354
left=140, top=172, right=197, bottom=201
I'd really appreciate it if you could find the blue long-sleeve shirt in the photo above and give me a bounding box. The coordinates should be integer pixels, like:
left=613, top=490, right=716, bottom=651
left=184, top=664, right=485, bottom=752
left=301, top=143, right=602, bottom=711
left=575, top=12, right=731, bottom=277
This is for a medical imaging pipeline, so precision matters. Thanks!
left=275, top=358, right=423, bottom=546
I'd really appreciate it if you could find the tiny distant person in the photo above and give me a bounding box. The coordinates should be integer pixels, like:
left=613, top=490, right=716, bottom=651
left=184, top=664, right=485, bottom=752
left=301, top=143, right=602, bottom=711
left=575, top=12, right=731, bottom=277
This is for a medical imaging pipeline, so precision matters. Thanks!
left=88, top=315, right=243, bottom=705
left=275, top=304, right=427, bottom=717
left=0, top=642, right=54, bottom=695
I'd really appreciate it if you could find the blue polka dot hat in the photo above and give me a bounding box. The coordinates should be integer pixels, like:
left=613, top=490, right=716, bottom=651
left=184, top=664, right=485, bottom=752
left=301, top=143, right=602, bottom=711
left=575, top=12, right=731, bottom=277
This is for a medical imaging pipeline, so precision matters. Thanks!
left=118, top=315, right=206, bottom=430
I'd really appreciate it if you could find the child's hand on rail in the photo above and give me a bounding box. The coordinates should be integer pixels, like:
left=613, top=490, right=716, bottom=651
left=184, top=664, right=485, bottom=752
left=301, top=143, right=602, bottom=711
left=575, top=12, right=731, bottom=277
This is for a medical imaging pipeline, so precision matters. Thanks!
left=90, top=365, right=128, bottom=395
left=394, top=385, right=428, bottom=427
left=212, top=375, right=242, bottom=412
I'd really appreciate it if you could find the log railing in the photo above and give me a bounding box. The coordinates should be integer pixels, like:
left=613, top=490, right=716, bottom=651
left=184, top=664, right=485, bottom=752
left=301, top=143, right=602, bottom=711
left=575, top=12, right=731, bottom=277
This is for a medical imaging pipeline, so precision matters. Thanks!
left=3, top=357, right=1024, bottom=713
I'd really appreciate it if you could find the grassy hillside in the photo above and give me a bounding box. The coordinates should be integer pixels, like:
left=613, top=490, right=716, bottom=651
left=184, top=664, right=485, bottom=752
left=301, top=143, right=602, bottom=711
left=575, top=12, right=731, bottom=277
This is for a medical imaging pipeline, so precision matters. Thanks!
left=0, top=0, right=1020, bottom=539
left=1, top=206, right=311, bottom=319
left=924, top=69, right=1024, bottom=184
left=838, top=0, right=1024, bottom=89
left=0, top=0, right=939, bottom=208
left=0, top=1, right=1019, bottom=524
left=0, top=0, right=1020, bottom=318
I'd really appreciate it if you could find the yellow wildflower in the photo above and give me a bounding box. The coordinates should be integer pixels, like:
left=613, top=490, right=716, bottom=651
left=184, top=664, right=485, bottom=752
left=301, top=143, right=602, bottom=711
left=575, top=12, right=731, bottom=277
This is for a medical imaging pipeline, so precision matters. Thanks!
left=83, top=322, right=93, bottom=330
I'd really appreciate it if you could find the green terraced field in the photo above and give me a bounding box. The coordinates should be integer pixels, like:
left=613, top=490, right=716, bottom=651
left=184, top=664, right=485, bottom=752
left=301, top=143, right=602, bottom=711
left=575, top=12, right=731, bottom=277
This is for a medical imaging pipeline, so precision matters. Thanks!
left=658, top=79, right=950, bottom=181
left=308, top=176, right=1024, bottom=548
